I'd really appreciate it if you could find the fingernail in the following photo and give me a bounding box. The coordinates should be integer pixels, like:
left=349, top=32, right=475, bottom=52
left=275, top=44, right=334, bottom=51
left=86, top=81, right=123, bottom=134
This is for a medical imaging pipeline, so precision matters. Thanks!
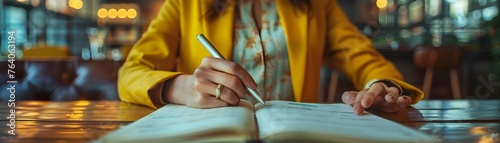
left=364, top=98, right=373, bottom=107
left=350, top=97, right=355, bottom=102
left=401, top=96, right=409, bottom=101
left=251, top=81, right=258, bottom=89
left=354, top=106, right=363, bottom=116
left=387, top=93, right=395, bottom=99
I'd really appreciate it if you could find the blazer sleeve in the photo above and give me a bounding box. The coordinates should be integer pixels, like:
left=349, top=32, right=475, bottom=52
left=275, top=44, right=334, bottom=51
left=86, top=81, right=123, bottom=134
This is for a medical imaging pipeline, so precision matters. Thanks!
left=118, top=0, right=183, bottom=108
left=323, top=0, right=423, bottom=104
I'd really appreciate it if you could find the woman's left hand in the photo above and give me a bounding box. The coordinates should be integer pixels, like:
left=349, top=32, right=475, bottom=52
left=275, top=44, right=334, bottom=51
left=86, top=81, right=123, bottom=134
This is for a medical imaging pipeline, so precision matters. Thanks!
left=341, top=82, right=412, bottom=115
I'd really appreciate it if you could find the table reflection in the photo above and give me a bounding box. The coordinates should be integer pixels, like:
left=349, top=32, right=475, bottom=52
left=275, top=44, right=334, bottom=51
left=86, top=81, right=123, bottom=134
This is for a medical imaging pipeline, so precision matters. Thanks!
left=0, top=100, right=154, bottom=122
left=1, top=101, right=154, bottom=143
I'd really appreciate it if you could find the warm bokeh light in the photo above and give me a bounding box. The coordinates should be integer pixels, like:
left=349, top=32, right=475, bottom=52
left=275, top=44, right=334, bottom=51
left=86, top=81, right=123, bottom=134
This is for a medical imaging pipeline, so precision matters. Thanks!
left=17, top=0, right=27, bottom=2
left=108, top=9, right=118, bottom=18
left=68, top=0, right=76, bottom=7
left=127, top=9, right=137, bottom=18
left=118, top=9, right=127, bottom=18
left=97, top=8, right=107, bottom=18
left=74, top=0, right=83, bottom=9
left=478, top=136, right=496, bottom=143
left=98, top=4, right=139, bottom=20
left=471, top=127, right=488, bottom=135
left=68, top=0, right=83, bottom=10
left=66, top=112, right=84, bottom=119
left=376, top=0, right=388, bottom=9
left=75, top=100, right=90, bottom=106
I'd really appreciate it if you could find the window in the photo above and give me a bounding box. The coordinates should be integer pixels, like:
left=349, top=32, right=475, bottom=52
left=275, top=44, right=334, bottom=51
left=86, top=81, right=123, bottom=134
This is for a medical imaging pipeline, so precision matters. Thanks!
left=449, top=0, right=469, bottom=18
left=2, top=6, right=28, bottom=55
left=426, top=0, right=442, bottom=17
left=409, top=0, right=424, bottom=24
left=46, top=16, right=68, bottom=46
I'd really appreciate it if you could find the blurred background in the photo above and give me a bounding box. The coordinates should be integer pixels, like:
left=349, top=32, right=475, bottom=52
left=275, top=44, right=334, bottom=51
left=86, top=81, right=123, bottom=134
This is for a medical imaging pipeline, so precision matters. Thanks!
left=0, top=0, right=499, bottom=101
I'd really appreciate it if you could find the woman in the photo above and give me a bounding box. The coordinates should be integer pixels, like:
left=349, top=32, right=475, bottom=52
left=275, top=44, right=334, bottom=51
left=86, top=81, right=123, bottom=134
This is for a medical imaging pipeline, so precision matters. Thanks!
left=118, top=0, right=423, bottom=115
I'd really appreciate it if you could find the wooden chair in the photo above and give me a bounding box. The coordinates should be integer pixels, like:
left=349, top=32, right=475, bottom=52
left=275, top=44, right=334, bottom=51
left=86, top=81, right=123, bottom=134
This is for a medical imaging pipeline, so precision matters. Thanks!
left=318, top=66, right=341, bottom=103
left=413, top=46, right=462, bottom=99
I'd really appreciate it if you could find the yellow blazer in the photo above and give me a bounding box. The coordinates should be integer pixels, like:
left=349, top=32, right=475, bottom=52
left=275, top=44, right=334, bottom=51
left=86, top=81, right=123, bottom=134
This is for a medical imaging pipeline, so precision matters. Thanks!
left=118, top=0, right=424, bottom=109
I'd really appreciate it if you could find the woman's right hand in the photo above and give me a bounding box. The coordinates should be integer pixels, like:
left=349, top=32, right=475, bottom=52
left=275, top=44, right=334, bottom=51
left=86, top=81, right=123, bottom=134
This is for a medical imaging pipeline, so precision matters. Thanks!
left=165, top=57, right=258, bottom=108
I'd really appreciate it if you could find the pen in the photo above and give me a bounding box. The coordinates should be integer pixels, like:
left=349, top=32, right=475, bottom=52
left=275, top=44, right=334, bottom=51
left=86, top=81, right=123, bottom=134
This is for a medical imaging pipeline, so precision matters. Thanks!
left=196, top=34, right=266, bottom=105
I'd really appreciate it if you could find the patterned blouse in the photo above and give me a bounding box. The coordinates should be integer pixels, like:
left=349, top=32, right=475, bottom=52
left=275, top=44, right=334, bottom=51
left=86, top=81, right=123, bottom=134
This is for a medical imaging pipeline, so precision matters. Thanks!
left=232, top=0, right=294, bottom=103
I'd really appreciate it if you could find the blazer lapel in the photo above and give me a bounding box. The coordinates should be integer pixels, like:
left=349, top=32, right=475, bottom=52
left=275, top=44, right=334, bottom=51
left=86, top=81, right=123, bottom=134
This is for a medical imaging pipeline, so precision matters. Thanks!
left=201, top=0, right=236, bottom=60
left=276, top=0, right=308, bottom=102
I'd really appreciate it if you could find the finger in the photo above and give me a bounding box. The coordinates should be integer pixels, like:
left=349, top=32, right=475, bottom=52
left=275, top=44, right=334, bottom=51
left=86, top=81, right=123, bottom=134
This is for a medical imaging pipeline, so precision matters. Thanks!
left=385, top=87, right=400, bottom=103
left=218, top=85, right=240, bottom=105
left=385, top=95, right=411, bottom=112
left=341, top=91, right=358, bottom=105
left=361, top=83, right=387, bottom=108
left=195, top=67, right=246, bottom=98
left=372, top=95, right=412, bottom=113
left=384, top=94, right=397, bottom=103
left=378, top=95, right=399, bottom=113
left=194, top=93, right=229, bottom=108
left=193, top=76, right=215, bottom=95
left=353, top=89, right=367, bottom=115
left=396, top=96, right=412, bottom=109
left=193, top=76, right=225, bottom=96
left=193, top=79, right=242, bottom=105
left=201, top=57, right=257, bottom=89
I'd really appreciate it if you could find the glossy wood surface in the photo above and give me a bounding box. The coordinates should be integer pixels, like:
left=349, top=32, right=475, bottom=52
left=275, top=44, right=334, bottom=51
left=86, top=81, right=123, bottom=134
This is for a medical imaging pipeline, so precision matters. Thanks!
left=1, top=100, right=499, bottom=143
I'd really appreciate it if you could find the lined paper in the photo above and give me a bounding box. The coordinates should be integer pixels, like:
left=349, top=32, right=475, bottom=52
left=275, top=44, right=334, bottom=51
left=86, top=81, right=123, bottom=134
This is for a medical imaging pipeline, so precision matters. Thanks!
left=255, top=101, right=438, bottom=143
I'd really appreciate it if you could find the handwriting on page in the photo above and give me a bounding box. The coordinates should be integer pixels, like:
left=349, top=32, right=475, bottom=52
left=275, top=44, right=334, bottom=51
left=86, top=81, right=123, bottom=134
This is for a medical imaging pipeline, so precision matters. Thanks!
left=106, top=104, right=252, bottom=141
left=255, top=101, right=429, bottom=141
left=134, top=105, right=248, bottom=132
left=257, top=103, right=392, bottom=129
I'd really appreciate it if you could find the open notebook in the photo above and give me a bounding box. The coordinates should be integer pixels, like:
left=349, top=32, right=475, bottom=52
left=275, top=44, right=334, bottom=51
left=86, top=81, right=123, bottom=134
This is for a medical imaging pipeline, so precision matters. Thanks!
left=95, top=100, right=437, bottom=143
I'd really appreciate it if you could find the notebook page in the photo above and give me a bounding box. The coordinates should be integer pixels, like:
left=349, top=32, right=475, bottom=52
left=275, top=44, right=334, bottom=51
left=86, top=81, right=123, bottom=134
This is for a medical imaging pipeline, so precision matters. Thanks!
left=98, top=101, right=255, bottom=143
left=255, top=101, right=437, bottom=143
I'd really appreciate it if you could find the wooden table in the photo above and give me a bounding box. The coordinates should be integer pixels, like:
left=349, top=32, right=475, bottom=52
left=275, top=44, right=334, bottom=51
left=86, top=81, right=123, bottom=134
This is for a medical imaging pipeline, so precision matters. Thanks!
left=1, top=100, right=499, bottom=143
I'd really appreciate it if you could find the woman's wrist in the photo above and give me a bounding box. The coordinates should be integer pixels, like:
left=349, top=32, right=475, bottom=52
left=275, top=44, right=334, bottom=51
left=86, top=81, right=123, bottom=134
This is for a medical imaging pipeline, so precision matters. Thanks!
left=148, top=81, right=168, bottom=108
left=164, top=74, right=192, bottom=105
left=160, top=81, right=169, bottom=104
left=147, top=74, right=191, bottom=108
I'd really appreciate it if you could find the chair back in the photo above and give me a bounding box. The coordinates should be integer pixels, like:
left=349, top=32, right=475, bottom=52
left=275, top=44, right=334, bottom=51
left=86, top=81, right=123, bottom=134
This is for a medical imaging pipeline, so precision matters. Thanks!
left=413, top=46, right=462, bottom=70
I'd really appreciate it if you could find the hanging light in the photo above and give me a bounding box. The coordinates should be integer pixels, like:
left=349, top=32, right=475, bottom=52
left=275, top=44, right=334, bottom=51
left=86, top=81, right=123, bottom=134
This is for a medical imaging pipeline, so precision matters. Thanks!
left=97, top=8, right=108, bottom=18
left=127, top=9, right=137, bottom=18
left=108, top=9, right=118, bottom=18
left=68, top=0, right=83, bottom=10
left=118, top=9, right=127, bottom=18
left=377, top=0, right=388, bottom=9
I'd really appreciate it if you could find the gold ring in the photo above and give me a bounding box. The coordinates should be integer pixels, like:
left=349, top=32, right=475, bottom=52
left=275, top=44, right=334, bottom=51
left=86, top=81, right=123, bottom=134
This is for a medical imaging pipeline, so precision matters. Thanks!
left=215, top=84, right=223, bottom=99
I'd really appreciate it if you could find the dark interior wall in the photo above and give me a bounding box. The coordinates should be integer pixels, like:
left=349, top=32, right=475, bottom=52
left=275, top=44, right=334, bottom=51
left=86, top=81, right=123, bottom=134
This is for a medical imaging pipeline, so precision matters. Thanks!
left=337, top=0, right=357, bottom=24
left=337, top=0, right=378, bottom=29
